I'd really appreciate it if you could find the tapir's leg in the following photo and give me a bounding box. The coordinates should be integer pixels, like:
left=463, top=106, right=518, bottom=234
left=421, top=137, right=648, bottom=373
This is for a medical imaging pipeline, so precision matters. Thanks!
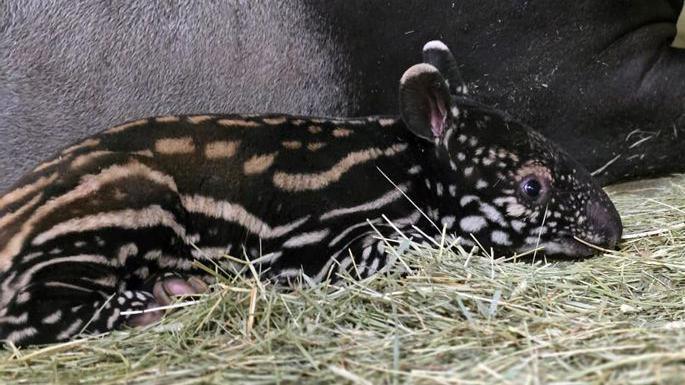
left=0, top=281, right=161, bottom=346
left=0, top=272, right=210, bottom=345
left=127, top=275, right=209, bottom=327
left=151, top=275, right=209, bottom=307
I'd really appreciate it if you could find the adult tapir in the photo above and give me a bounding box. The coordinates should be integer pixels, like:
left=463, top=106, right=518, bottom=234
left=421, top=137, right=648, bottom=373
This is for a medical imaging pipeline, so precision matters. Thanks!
left=1, top=0, right=684, bottom=191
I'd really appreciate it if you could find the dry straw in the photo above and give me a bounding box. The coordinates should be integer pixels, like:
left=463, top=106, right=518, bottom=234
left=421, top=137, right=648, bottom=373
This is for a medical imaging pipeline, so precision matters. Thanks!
left=1, top=175, right=684, bottom=384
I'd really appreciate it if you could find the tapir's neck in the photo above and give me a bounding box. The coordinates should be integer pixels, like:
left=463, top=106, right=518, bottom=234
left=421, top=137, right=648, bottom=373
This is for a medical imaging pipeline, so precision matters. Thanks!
left=375, top=119, right=458, bottom=243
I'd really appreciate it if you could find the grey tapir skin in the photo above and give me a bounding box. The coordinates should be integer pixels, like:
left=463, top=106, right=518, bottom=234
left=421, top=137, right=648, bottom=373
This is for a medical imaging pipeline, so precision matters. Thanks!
left=1, top=0, right=684, bottom=191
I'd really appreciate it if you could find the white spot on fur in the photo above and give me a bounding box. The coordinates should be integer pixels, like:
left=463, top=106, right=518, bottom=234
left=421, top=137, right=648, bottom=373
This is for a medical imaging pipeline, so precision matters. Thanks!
left=42, top=310, right=62, bottom=325
left=205, top=141, right=240, bottom=159
left=511, top=220, right=526, bottom=233
left=362, top=246, right=373, bottom=260
left=491, top=230, right=512, bottom=246
left=4, top=327, right=37, bottom=344
left=282, top=140, right=302, bottom=150
left=493, top=196, right=517, bottom=206
left=307, top=142, right=327, bottom=151
left=532, top=226, right=548, bottom=236
left=0, top=312, right=28, bottom=324
left=506, top=203, right=526, bottom=217
left=459, top=216, right=487, bottom=233
left=154, top=137, right=195, bottom=155
left=187, top=115, right=213, bottom=124
left=460, top=195, right=479, bottom=207
left=480, top=203, right=506, bottom=227
left=107, top=308, right=121, bottom=329
left=155, top=115, right=180, bottom=123
left=441, top=216, right=456, bottom=229
left=118, top=243, right=139, bottom=266
left=408, top=165, right=422, bottom=174
left=21, top=252, right=43, bottom=263
left=217, top=118, right=260, bottom=128
left=57, top=318, right=83, bottom=341
left=244, top=152, right=278, bottom=175
left=332, top=128, right=353, bottom=137
left=367, top=258, right=381, bottom=275
left=263, top=116, right=288, bottom=125
left=378, top=118, right=398, bottom=127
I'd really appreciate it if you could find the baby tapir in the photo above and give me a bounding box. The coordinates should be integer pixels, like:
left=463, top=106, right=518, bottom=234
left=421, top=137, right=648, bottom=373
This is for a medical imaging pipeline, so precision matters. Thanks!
left=0, top=41, right=622, bottom=346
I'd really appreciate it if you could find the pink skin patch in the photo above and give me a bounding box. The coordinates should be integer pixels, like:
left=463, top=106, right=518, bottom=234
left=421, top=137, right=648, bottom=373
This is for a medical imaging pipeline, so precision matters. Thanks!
left=153, top=277, right=208, bottom=306
left=126, top=276, right=209, bottom=327
left=126, top=305, right=163, bottom=327
left=159, top=278, right=195, bottom=301
left=429, top=91, right=447, bottom=138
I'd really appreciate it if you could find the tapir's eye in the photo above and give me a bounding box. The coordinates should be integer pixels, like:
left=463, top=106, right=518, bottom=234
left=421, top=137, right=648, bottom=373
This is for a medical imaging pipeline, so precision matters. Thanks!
left=519, top=175, right=547, bottom=202
left=522, top=178, right=541, bottom=198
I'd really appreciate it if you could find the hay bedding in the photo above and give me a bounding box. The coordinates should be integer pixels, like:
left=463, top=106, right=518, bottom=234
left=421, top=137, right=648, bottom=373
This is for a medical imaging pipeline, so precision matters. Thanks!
left=1, top=175, right=684, bottom=384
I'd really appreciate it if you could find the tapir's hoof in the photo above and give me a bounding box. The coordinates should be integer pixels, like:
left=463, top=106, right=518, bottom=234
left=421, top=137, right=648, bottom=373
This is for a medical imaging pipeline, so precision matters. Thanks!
left=152, top=276, right=209, bottom=306
left=126, top=304, right=164, bottom=327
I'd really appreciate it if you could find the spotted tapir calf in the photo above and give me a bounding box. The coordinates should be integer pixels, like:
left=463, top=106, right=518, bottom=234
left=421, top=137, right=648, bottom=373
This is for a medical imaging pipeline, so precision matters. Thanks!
left=0, top=42, right=622, bottom=346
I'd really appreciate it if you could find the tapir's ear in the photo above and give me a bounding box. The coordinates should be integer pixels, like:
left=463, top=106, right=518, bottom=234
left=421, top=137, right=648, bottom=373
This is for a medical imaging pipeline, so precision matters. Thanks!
left=399, top=63, right=453, bottom=141
left=422, top=40, right=467, bottom=95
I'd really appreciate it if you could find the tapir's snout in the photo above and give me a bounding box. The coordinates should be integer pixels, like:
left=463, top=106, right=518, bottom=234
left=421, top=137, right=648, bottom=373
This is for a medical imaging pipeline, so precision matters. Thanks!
left=586, top=201, right=623, bottom=250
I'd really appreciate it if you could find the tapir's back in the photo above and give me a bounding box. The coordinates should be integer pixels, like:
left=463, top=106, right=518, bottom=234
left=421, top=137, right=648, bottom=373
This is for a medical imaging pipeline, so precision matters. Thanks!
left=0, top=113, right=416, bottom=273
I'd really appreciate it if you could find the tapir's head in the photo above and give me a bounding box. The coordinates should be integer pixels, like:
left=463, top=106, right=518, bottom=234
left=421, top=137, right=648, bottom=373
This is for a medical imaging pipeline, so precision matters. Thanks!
left=399, top=40, right=622, bottom=257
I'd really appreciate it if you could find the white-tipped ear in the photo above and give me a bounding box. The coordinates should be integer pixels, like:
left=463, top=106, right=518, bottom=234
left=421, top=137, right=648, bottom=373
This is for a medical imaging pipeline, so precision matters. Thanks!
left=399, top=63, right=453, bottom=141
left=422, top=40, right=467, bottom=95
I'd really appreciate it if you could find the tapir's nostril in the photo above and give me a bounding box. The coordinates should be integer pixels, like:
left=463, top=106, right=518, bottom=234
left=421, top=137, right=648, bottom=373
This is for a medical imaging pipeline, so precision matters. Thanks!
left=587, top=201, right=623, bottom=249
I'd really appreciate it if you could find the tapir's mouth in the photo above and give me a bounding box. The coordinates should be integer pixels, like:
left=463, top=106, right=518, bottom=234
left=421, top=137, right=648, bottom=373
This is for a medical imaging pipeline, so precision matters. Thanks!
left=518, top=238, right=601, bottom=259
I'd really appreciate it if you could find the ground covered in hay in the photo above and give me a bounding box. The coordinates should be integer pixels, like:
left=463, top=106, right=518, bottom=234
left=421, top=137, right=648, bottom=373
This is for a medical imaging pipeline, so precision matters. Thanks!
left=1, top=175, right=684, bottom=384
